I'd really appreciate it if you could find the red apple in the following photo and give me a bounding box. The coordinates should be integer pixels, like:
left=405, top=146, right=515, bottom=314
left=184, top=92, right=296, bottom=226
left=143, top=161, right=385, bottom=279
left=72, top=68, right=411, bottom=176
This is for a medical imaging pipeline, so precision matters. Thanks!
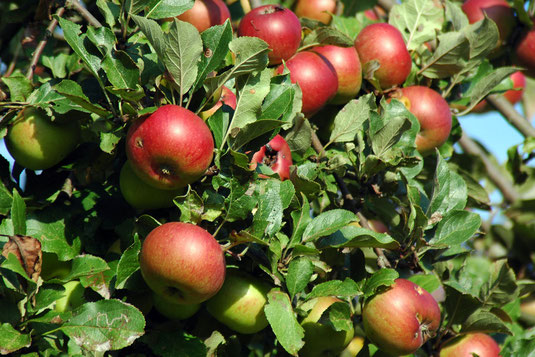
left=294, top=0, right=337, bottom=25
left=238, top=5, right=302, bottom=65
left=175, top=0, right=230, bottom=33
left=139, top=222, right=226, bottom=304
left=200, top=85, right=237, bottom=119
left=354, top=23, right=412, bottom=90
left=515, top=27, right=535, bottom=78
left=275, top=51, right=338, bottom=117
left=311, top=45, right=362, bottom=104
left=362, top=278, right=441, bottom=356
left=439, top=333, right=500, bottom=357
left=250, top=134, right=293, bottom=181
left=126, top=105, right=214, bottom=190
left=363, top=6, right=386, bottom=21
left=503, top=71, right=526, bottom=104
left=397, top=86, right=452, bottom=154
left=462, top=0, right=515, bottom=44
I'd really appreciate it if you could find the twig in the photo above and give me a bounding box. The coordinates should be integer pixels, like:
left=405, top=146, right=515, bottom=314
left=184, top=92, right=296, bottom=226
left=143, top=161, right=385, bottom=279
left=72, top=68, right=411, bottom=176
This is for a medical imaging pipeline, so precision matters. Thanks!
left=5, top=42, right=22, bottom=78
left=377, top=0, right=396, bottom=12
left=458, top=132, right=520, bottom=204
left=486, top=94, right=535, bottom=138
left=26, top=7, right=66, bottom=80
left=67, top=0, right=103, bottom=28
left=240, top=0, right=252, bottom=13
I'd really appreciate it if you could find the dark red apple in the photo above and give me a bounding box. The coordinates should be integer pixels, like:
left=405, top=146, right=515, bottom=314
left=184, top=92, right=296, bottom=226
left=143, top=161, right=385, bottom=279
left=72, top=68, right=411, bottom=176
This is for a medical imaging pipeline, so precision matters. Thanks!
left=294, top=0, right=337, bottom=25
left=354, top=23, right=412, bottom=90
left=175, top=0, right=230, bottom=33
left=200, top=85, right=237, bottom=119
left=311, top=45, right=362, bottom=104
left=139, top=222, right=226, bottom=305
left=275, top=51, right=338, bottom=117
left=362, top=278, right=441, bottom=356
left=126, top=105, right=214, bottom=190
left=462, top=0, right=515, bottom=44
left=515, top=27, right=535, bottom=77
left=250, top=134, right=293, bottom=181
left=439, top=333, right=500, bottom=357
left=238, top=5, right=302, bottom=65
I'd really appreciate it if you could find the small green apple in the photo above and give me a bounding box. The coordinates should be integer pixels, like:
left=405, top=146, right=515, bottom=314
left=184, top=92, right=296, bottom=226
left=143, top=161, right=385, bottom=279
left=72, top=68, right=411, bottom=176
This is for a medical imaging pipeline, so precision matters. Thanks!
left=54, top=281, right=85, bottom=312
left=41, top=252, right=72, bottom=280
left=206, top=270, right=271, bottom=334
left=153, top=292, right=200, bottom=320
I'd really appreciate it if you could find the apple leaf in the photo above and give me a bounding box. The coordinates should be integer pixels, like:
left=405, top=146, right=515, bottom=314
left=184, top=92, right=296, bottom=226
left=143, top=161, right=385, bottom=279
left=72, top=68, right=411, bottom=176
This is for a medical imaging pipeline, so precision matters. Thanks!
left=30, top=283, right=66, bottom=312
left=325, top=302, right=353, bottom=333
left=286, top=257, right=314, bottom=299
left=461, top=309, right=512, bottom=335
left=289, top=194, right=312, bottom=248
left=115, top=235, right=141, bottom=290
left=54, top=80, right=109, bottom=117
left=408, top=274, right=441, bottom=294
left=174, top=187, right=205, bottom=224
left=222, top=179, right=257, bottom=222
left=481, top=260, right=519, bottom=306
left=229, top=119, right=285, bottom=152
left=142, top=329, right=206, bottom=356
left=58, top=254, right=110, bottom=282
left=429, top=210, right=481, bottom=248
left=363, top=269, right=399, bottom=299
left=101, top=50, right=140, bottom=90
left=206, top=108, right=230, bottom=150
left=0, top=181, right=12, bottom=218
left=427, top=154, right=468, bottom=217
left=264, top=290, right=305, bottom=356
left=302, top=26, right=354, bottom=47
left=260, top=74, right=302, bottom=126
left=302, top=209, right=357, bottom=242
left=289, top=162, right=322, bottom=197
left=331, top=13, right=372, bottom=40
left=307, top=278, right=361, bottom=299
left=443, top=283, right=482, bottom=325
left=61, top=300, right=145, bottom=352
left=142, top=0, right=194, bottom=19
left=11, top=189, right=26, bottom=236
left=329, top=94, right=374, bottom=144
left=444, top=0, right=469, bottom=31
left=1, top=74, right=33, bottom=102
left=0, top=323, right=31, bottom=355
left=317, top=225, right=400, bottom=250
left=371, top=115, right=412, bottom=158
left=96, top=0, right=120, bottom=27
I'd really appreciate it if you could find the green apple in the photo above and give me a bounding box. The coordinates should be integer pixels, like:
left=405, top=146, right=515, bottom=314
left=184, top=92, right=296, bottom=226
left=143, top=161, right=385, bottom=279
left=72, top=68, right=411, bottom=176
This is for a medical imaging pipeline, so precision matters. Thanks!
left=206, top=270, right=271, bottom=334
left=153, top=292, right=200, bottom=320
left=5, top=107, right=80, bottom=170
left=54, top=281, right=85, bottom=312
left=119, top=160, right=183, bottom=210
left=300, top=296, right=355, bottom=357
left=41, top=252, right=72, bottom=280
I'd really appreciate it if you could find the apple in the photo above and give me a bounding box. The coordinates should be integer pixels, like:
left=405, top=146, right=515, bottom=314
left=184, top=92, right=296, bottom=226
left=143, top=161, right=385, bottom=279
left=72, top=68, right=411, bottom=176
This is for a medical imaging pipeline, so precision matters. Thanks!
left=354, top=23, right=412, bottom=90
left=171, top=0, right=230, bottom=33
left=396, top=85, right=452, bottom=154
left=469, top=71, right=526, bottom=113
left=152, top=292, right=201, bottom=320
left=340, top=336, right=365, bottom=357
left=439, top=333, right=500, bottom=357
left=125, top=104, right=214, bottom=190
left=362, top=278, right=441, bottom=356
left=41, top=252, right=72, bottom=280
left=250, top=134, right=293, bottom=181
left=238, top=5, right=302, bottom=65
left=119, top=160, right=183, bottom=210
left=515, top=27, right=535, bottom=77
left=294, top=0, right=337, bottom=25
left=54, top=280, right=85, bottom=312
left=368, top=219, right=389, bottom=234
left=363, top=6, right=386, bottom=21
left=199, top=85, right=237, bottom=120
left=275, top=51, right=338, bottom=117
left=206, top=269, right=271, bottom=334
left=300, top=296, right=355, bottom=357
left=311, top=45, right=362, bottom=104
left=139, top=222, right=225, bottom=305
left=5, top=107, right=80, bottom=170
left=461, top=0, right=515, bottom=45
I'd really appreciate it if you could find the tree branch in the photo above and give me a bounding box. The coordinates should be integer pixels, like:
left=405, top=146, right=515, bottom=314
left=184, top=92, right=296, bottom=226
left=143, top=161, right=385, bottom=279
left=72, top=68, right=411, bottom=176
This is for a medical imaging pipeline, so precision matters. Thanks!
left=377, top=0, right=396, bottom=12
left=67, top=0, right=103, bottom=28
left=487, top=94, right=535, bottom=138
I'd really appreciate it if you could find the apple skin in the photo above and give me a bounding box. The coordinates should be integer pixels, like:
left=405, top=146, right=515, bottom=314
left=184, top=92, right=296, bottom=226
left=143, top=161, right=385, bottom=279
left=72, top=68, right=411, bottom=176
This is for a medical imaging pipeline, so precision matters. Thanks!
left=139, top=222, right=226, bottom=305
left=175, top=0, right=230, bottom=33
left=54, top=281, right=85, bottom=312
left=300, top=296, right=355, bottom=357
left=199, top=85, right=237, bottom=120
left=461, top=0, right=515, bottom=44
left=311, top=45, right=362, bottom=104
left=354, top=23, right=412, bottom=90
left=294, top=0, right=337, bottom=25
left=439, top=333, right=500, bottom=357
left=362, top=278, right=441, bottom=356
left=238, top=5, right=302, bottom=65
left=515, top=27, right=535, bottom=77
left=340, top=336, right=365, bottom=357
left=152, top=292, right=201, bottom=320
left=250, top=134, right=293, bottom=181
left=5, top=107, right=80, bottom=170
left=206, top=269, right=271, bottom=334
left=276, top=51, right=338, bottom=117
left=398, top=86, right=452, bottom=154
left=125, top=105, right=214, bottom=190
left=119, top=160, right=183, bottom=210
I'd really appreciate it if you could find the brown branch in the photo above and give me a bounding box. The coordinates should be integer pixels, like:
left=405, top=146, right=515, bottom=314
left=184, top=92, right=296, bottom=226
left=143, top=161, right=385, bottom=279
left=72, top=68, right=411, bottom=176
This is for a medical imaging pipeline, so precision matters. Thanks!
left=487, top=94, right=535, bottom=138
left=377, top=0, right=396, bottom=12
left=67, top=0, right=103, bottom=28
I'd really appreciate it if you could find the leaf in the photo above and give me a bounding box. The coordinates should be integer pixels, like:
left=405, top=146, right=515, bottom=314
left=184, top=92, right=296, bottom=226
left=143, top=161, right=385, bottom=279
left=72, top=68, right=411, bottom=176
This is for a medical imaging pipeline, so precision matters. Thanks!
left=143, top=0, right=194, bottom=19
left=329, top=95, right=374, bottom=143
left=481, top=260, right=518, bottom=306
left=429, top=210, right=481, bottom=247
left=96, top=0, right=120, bottom=27
left=206, top=108, right=230, bottom=149
left=371, top=116, right=412, bottom=157
left=307, top=278, right=362, bottom=299
left=0, top=181, right=12, bottom=217
left=60, top=254, right=110, bottom=282
left=1, top=74, right=33, bottom=102
left=0, top=323, right=31, bottom=355
left=61, top=300, right=145, bottom=352
left=427, top=154, right=468, bottom=217
left=286, top=258, right=314, bottom=299
left=260, top=74, right=301, bottom=123
left=1, top=235, right=41, bottom=282
left=302, top=27, right=354, bottom=47
left=289, top=194, right=312, bottom=247
left=142, top=329, right=206, bottom=357
left=251, top=180, right=295, bottom=239
left=54, top=80, right=109, bottom=117
left=101, top=50, right=140, bottom=89
left=443, top=283, right=482, bottom=325
left=325, top=302, right=353, bottom=333
left=317, top=225, right=400, bottom=250
left=229, top=119, right=284, bottom=151
left=302, top=209, right=357, bottom=242
left=264, top=290, right=305, bottom=356
left=461, top=309, right=512, bottom=335
left=11, top=189, right=26, bottom=236
left=224, top=180, right=257, bottom=222
left=363, top=269, right=399, bottom=299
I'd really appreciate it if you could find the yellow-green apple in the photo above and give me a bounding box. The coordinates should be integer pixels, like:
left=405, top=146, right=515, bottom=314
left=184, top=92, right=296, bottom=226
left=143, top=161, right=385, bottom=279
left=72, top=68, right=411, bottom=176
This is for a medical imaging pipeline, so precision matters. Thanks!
left=139, top=222, right=225, bottom=305
left=175, top=0, right=230, bottom=33
left=300, top=296, right=355, bottom=357
left=199, top=85, right=237, bottom=120
left=238, top=5, right=302, bottom=65
left=362, top=278, right=441, bottom=356
left=462, top=0, right=515, bottom=45
left=54, top=280, right=85, bottom=312
left=125, top=105, right=214, bottom=190
left=294, top=0, right=337, bottom=24
left=5, top=107, right=80, bottom=170
left=119, top=160, right=183, bottom=210
left=206, top=269, right=271, bottom=334
left=354, top=23, right=412, bottom=90
left=439, top=333, right=500, bottom=357
left=152, top=292, right=201, bottom=320
left=312, top=45, right=362, bottom=104
left=41, top=252, right=72, bottom=280
left=250, top=134, right=293, bottom=181
left=275, top=51, right=338, bottom=117
left=515, top=26, right=535, bottom=77
left=340, top=336, right=365, bottom=357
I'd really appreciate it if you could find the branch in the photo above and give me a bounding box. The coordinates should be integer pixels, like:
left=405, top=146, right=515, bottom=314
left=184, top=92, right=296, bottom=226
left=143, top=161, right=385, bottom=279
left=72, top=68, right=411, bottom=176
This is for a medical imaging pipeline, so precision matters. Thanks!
left=377, top=0, right=396, bottom=12
left=249, top=0, right=262, bottom=9
left=487, top=94, right=535, bottom=138
left=67, top=0, right=103, bottom=28
left=240, top=0, right=251, bottom=13
left=458, top=132, right=520, bottom=204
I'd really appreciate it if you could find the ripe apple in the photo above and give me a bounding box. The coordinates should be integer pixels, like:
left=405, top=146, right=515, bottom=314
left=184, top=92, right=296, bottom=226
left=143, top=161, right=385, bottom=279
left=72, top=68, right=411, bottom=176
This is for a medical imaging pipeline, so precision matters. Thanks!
left=199, top=85, right=237, bottom=120
left=294, top=0, right=337, bottom=25
left=41, top=252, right=72, bottom=280
left=139, top=222, right=226, bottom=305
left=275, top=51, right=338, bottom=117
left=238, top=5, right=302, bottom=65
left=363, top=6, right=386, bottom=21
left=54, top=281, right=85, bottom=312
left=461, top=0, right=515, bottom=45
left=5, top=107, right=80, bottom=170
left=119, top=160, right=183, bottom=210
left=362, top=278, right=441, bottom=356
left=152, top=292, right=201, bottom=320
left=354, top=23, right=412, bottom=90
left=439, top=333, right=500, bottom=357
left=172, top=0, right=230, bottom=33
left=206, top=269, right=271, bottom=334
left=250, top=134, right=293, bottom=181
left=397, top=85, right=452, bottom=154
left=300, top=296, right=355, bottom=357
left=515, top=27, right=535, bottom=77
left=125, top=104, right=214, bottom=190
left=311, top=45, right=362, bottom=104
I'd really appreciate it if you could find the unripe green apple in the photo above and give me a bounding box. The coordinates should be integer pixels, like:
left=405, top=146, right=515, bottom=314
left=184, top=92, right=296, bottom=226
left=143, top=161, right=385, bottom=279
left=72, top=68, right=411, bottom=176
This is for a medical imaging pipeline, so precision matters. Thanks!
left=54, top=281, right=85, bottom=312
left=340, top=336, right=365, bottom=357
left=206, top=270, right=271, bottom=334
left=152, top=292, right=200, bottom=320
left=5, top=107, right=80, bottom=170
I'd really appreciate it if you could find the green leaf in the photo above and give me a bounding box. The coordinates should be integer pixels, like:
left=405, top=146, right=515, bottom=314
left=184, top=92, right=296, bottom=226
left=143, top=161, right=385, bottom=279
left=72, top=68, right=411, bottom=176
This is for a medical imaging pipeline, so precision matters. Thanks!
left=302, top=209, right=357, bottom=242
left=206, top=108, right=230, bottom=150
left=100, top=129, right=123, bottom=154
left=143, top=329, right=206, bottom=357
left=325, top=302, right=353, bottom=333
left=96, top=0, right=121, bottom=27
left=143, top=0, right=194, bottom=19
left=408, top=274, right=441, bottom=294
left=363, top=269, right=399, bottom=299
left=329, top=94, right=375, bottom=143
left=60, top=254, right=110, bottom=282
left=0, top=323, right=31, bottom=355
left=289, top=194, right=312, bottom=247
left=307, top=278, right=362, bottom=299
left=42, top=52, right=69, bottom=78
left=174, top=187, right=204, bottom=224
left=2, top=252, right=34, bottom=282
left=429, top=210, right=481, bottom=247
left=31, top=283, right=66, bottom=312
left=229, top=119, right=284, bottom=151
left=251, top=180, right=295, bottom=239
left=443, top=283, right=482, bottom=325
left=317, top=225, right=400, bottom=250
left=461, top=309, right=512, bottom=335
left=286, top=257, right=314, bottom=299
left=11, top=189, right=26, bottom=236
left=481, top=260, right=518, bottom=306
left=54, top=80, right=109, bottom=117
left=260, top=74, right=301, bottom=124
left=115, top=236, right=141, bottom=289
left=444, top=0, right=469, bottom=30
left=1, top=74, right=33, bottom=101
left=302, top=27, right=354, bottom=47
left=264, top=290, right=305, bottom=356
left=0, top=181, right=13, bottom=216
left=61, top=300, right=145, bottom=352
left=102, top=50, right=140, bottom=89
left=371, top=116, right=412, bottom=157
left=427, top=154, right=468, bottom=217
